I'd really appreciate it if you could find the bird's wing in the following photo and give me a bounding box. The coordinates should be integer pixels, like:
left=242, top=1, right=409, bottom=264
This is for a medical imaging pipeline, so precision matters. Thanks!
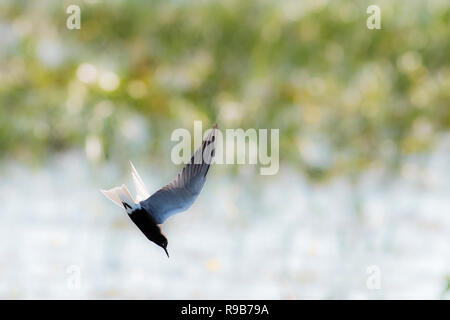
left=130, top=161, right=150, bottom=202
left=141, top=124, right=217, bottom=224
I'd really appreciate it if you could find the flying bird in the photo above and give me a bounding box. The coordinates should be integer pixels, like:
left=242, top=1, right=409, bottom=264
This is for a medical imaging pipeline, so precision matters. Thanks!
left=101, top=124, right=217, bottom=257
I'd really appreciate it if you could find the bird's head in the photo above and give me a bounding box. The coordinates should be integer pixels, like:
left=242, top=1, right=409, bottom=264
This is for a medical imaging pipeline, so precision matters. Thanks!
left=155, top=234, right=169, bottom=258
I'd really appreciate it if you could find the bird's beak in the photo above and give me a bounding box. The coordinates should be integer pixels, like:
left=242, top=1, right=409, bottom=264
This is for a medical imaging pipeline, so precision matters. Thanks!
left=164, top=247, right=169, bottom=258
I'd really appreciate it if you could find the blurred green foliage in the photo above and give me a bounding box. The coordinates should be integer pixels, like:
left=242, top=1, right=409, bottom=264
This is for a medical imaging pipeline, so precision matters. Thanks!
left=0, top=0, right=449, bottom=179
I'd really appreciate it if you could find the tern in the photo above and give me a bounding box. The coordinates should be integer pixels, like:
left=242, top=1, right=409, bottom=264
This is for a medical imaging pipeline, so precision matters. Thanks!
left=101, top=124, right=217, bottom=257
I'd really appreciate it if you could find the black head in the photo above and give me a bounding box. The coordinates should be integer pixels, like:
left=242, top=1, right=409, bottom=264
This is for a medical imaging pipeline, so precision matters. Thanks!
left=154, top=233, right=169, bottom=258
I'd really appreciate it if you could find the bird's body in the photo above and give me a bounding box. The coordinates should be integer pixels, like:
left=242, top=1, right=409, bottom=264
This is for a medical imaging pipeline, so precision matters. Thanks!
left=127, top=207, right=168, bottom=255
left=101, top=124, right=217, bottom=257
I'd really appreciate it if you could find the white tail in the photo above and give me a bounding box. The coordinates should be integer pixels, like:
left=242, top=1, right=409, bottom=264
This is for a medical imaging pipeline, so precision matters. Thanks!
left=101, top=184, right=139, bottom=214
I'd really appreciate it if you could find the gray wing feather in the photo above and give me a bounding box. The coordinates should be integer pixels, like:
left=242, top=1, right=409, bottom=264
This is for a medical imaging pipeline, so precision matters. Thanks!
left=141, top=125, right=217, bottom=224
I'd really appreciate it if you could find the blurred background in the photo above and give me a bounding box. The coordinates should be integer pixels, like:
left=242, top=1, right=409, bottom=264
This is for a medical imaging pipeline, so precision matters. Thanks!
left=0, top=0, right=449, bottom=299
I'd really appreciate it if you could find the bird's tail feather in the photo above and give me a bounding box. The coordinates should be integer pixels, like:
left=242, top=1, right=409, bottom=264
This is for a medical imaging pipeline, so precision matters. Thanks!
left=101, top=184, right=137, bottom=213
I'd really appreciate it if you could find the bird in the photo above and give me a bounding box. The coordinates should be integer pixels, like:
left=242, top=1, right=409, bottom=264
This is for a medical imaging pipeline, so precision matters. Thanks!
left=101, top=123, right=217, bottom=258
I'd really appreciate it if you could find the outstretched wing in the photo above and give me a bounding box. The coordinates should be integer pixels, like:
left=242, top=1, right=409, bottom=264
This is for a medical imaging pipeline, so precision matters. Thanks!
left=141, top=124, right=217, bottom=224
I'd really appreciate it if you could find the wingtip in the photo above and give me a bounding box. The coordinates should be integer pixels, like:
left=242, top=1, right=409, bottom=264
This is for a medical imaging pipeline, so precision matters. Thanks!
left=129, top=160, right=138, bottom=175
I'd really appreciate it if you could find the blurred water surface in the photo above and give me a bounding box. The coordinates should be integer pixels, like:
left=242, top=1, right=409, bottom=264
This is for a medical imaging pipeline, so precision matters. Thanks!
left=0, top=0, right=449, bottom=299
left=1, top=135, right=449, bottom=299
